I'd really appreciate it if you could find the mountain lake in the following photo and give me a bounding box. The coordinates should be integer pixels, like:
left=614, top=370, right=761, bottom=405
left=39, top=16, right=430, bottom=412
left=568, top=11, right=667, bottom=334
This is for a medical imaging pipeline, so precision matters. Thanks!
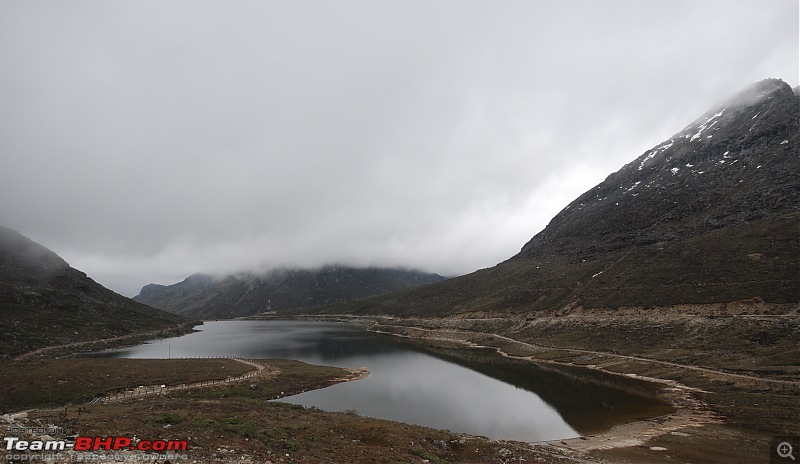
left=87, top=320, right=674, bottom=443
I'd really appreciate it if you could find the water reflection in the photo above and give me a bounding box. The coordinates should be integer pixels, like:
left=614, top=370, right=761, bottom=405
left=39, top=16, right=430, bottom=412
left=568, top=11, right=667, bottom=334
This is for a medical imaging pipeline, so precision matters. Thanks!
left=413, top=345, right=675, bottom=436
left=90, top=320, right=671, bottom=442
left=280, top=348, right=577, bottom=442
left=91, top=320, right=403, bottom=361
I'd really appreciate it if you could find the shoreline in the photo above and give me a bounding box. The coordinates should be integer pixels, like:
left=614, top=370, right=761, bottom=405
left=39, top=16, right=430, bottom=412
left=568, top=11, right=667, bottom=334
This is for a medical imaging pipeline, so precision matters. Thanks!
left=14, top=312, right=796, bottom=462
left=285, top=310, right=799, bottom=461
left=10, top=320, right=201, bottom=361
left=365, top=322, right=722, bottom=451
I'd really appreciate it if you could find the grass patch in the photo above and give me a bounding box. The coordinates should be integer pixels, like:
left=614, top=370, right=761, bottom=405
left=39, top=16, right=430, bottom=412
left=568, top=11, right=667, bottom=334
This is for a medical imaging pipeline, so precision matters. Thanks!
left=154, top=412, right=186, bottom=425
left=410, top=448, right=452, bottom=464
left=221, top=416, right=261, bottom=438
left=191, top=418, right=218, bottom=430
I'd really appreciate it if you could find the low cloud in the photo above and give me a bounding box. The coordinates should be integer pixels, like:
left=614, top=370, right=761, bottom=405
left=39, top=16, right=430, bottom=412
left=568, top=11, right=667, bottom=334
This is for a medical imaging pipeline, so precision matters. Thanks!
left=0, top=0, right=797, bottom=296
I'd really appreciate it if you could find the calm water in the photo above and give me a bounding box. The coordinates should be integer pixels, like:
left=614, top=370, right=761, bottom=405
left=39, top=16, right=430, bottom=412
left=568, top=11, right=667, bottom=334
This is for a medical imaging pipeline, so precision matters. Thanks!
left=91, top=320, right=672, bottom=442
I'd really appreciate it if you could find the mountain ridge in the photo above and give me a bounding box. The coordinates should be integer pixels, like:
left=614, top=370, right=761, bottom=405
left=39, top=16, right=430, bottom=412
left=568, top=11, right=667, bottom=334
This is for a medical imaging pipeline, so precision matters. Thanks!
left=134, top=266, right=446, bottom=319
left=0, top=225, right=190, bottom=357
left=517, top=78, right=796, bottom=261
left=300, top=78, right=799, bottom=316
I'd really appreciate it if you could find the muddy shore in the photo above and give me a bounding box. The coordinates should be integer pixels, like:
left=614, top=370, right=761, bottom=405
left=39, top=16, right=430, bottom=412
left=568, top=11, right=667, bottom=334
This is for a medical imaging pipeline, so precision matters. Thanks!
left=4, top=302, right=795, bottom=463
left=283, top=301, right=799, bottom=463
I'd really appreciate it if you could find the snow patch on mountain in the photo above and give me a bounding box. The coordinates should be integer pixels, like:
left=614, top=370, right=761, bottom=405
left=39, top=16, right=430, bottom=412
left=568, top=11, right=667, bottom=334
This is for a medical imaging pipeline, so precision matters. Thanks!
left=690, top=109, right=725, bottom=142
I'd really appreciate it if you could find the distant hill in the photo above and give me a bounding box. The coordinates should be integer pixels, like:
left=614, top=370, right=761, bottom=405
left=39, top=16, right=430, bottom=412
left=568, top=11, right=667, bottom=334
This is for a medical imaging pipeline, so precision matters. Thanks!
left=0, top=225, right=189, bottom=357
left=134, top=267, right=446, bottom=319
left=309, top=79, right=799, bottom=316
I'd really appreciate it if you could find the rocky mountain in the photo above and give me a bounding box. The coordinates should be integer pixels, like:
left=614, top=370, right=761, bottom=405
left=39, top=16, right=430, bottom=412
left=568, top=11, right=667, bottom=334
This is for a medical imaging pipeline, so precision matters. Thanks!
left=310, top=78, right=799, bottom=316
left=0, top=225, right=189, bottom=357
left=134, top=266, right=446, bottom=319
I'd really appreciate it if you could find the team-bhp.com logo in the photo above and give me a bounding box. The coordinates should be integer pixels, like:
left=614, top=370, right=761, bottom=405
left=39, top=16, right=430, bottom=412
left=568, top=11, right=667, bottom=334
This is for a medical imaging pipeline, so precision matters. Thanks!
left=4, top=435, right=188, bottom=451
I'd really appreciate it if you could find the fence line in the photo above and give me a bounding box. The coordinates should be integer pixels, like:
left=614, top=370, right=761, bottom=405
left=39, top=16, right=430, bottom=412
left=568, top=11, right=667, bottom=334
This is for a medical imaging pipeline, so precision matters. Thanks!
left=98, top=358, right=267, bottom=403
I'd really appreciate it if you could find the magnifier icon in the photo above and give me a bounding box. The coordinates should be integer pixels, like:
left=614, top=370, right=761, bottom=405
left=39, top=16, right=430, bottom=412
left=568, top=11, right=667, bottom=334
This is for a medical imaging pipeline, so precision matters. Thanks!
left=778, top=442, right=796, bottom=461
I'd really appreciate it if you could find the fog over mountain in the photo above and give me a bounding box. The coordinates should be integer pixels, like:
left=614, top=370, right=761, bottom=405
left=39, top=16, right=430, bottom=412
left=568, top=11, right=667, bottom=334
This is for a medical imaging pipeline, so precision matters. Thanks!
left=311, top=78, right=798, bottom=316
left=134, top=266, right=446, bottom=319
left=0, top=0, right=797, bottom=296
left=0, top=224, right=188, bottom=356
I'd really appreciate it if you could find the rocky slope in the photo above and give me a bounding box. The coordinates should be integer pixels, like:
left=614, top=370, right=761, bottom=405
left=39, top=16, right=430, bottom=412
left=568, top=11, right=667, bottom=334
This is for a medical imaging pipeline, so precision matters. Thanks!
left=308, top=79, right=799, bottom=316
left=0, top=225, right=189, bottom=357
left=134, top=267, right=445, bottom=319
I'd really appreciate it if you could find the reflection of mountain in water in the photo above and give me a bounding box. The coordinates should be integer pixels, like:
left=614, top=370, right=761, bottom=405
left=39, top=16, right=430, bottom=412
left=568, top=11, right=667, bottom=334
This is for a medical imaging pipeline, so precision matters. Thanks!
left=410, top=343, right=675, bottom=435
left=278, top=324, right=675, bottom=436
left=87, top=320, right=673, bottom=437
left=265, top=323, right=408, bottom=362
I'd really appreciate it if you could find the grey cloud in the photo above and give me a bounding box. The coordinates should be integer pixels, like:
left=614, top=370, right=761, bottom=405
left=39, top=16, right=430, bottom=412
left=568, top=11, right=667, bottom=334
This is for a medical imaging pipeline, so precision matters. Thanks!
left=0, top=0, right=797, bottom=296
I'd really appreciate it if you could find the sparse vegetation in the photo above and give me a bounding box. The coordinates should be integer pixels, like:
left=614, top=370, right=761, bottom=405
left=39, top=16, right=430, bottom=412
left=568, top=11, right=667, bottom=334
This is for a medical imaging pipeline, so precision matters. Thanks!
left=24, top=358, right=547, bottom=463
left=0, top=358, right=251, bottom=412
left=0, top=225, right=193, bottom=358
left=1, top=81, right=797, bottom=464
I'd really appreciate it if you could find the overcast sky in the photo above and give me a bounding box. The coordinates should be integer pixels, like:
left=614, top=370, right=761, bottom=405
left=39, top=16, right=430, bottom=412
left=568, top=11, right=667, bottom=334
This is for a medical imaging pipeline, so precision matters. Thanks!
left=1, top=0, right=797, bottom=296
